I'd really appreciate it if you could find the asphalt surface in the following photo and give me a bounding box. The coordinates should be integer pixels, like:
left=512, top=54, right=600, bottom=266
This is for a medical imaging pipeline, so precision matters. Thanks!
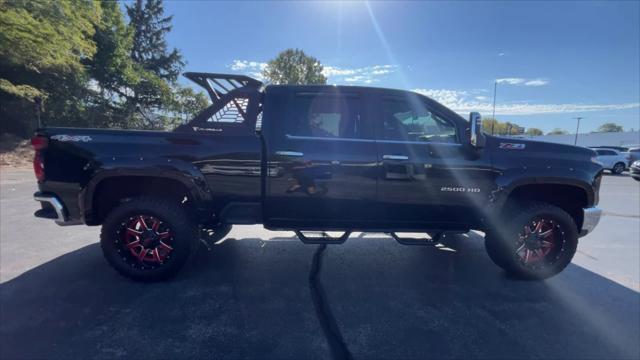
left=1, top=168, right=639, bottom=359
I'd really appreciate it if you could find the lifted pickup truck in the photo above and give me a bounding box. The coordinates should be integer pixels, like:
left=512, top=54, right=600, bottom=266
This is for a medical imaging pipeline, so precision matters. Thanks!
left=32, top=73, right=603, bottom=281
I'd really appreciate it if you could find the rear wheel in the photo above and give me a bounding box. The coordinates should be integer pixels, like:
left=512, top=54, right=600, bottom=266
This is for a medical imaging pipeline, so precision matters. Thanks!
left=100, top=198, right=198, bottom=282
left=485, top=202, right=578, bottom=280
left=612, top=162, right=625, bottom=174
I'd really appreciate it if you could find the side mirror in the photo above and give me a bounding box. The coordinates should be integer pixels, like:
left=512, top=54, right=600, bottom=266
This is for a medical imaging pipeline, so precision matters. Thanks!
left=469, top=112, right=486, bottom=148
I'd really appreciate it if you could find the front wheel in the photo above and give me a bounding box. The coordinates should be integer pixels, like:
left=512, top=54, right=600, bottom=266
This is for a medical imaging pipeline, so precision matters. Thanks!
left=612, top=162, right=625, bottom=174
left=485, top=202, right=578, bottom=280
left=100, top=197, right=198, bottom=282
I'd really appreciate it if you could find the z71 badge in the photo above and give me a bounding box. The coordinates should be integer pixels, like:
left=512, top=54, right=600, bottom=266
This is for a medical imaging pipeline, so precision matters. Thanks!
left=499, top=142, right=526, bottom=150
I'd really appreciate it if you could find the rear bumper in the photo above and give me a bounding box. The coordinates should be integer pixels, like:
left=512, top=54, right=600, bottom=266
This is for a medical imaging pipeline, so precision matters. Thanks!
left=34, top=192, right=82, bottom=226
left=579, top=206, right=602, bottom=237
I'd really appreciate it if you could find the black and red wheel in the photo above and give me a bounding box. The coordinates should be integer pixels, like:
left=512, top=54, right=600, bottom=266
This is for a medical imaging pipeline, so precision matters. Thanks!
left=100, top=198, right=198, bottom=282
left=485, top=202, right=578, bottom=280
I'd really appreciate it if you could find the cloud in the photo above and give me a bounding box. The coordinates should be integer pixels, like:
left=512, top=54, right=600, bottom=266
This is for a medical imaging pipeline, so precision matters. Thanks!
left=323, top=64, right=396, bottom=84
left=229, top=60, right=267, bottom=80
left=230, top=60, right=267, bottom=72
left=496, top=77, right=550, bottom=86
left=496, top=77, right=525, bottom=85
left=412, top=88, right=639, bottom=116
left=498, top=52, right=506, bottom=57
left=228, top=60, right=396, bottom=84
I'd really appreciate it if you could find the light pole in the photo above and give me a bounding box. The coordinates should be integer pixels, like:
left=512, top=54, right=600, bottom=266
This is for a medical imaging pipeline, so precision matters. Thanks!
left=491, top=81, right=497, bottom=135
left=573, top=116, right=583, bottom=145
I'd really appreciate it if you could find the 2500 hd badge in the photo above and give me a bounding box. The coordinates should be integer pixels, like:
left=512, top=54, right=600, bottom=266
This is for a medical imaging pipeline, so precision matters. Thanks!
left=441, top=186, right=481, bottom=193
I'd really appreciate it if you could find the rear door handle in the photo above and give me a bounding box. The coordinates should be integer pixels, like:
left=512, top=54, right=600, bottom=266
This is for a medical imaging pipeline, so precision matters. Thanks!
left=276, top=151, right=304, bottom=157
left=383, top=154, right=409, bottom=160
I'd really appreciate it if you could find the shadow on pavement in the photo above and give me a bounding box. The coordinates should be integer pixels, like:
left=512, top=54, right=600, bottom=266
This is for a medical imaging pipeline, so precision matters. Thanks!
left=1, top=232, right=638, bottom=359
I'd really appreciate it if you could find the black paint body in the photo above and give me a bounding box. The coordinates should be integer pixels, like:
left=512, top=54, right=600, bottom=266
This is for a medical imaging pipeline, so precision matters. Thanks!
left=34, top=81, right=603, bottom=234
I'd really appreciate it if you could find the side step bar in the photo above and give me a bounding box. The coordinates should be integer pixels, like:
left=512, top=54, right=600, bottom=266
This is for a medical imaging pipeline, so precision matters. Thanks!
left=295, top=231, right=351, bottom=244
left=387, top=232, right=442, bottom=246
left=293, top=231, right=457, bottom=246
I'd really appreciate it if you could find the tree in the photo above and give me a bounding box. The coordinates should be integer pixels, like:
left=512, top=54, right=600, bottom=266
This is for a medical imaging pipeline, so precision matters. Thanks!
left=547, top=128, right=568, bottom=135
left=596, top=122, right=623, bottom=133
left=262, top=49, right=327, bottom=85
left=0, top=0, right=101, bottom=135
left=124, top=0, right=185, bottom=128
left=86, top=0, right=138, bottom=128
left=525, top=128, right=543, bottom=136
left=0, top=0, right=205, bottom=137
left=481, top=118, right=522, bottom=135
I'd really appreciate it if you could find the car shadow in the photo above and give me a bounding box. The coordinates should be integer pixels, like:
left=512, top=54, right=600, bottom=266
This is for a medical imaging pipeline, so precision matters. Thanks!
left=1, top=232, right=638, bottom=359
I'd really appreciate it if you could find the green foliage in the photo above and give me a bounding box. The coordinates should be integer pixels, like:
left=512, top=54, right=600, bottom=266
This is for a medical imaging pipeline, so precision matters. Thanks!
left=0, top=79, right=43, bottom=102
left=127, top=0, right=183, bottom=82
left=596, top=122, right=623, bottom=133
left=0, top=0, right=100, bottom=135
left=0, top=0, right=99, bottom=76
left=481, top=118, right=523, bottom=135
left=525, top=127, right=544, bottom=136
left=547, top=128, right=568, bottom=135
left=0, top=0, right=208, bottom=137
left=122, top=0, right=189, bottom=129
left=262, top=49, right=327, bottom=85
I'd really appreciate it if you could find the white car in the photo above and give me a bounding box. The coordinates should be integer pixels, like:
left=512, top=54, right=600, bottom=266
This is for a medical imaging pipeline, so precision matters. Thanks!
left=593, top=148, right=629, bottom=174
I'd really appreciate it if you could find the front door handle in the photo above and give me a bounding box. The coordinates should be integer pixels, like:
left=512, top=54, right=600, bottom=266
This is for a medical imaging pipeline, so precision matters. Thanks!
left=276, top=151, right=304, bottom=157
left=383, top=154, right=409, bottom=160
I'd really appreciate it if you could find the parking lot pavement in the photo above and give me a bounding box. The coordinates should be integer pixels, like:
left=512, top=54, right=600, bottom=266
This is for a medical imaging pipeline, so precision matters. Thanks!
left=1, top=168, right=639, bottom=359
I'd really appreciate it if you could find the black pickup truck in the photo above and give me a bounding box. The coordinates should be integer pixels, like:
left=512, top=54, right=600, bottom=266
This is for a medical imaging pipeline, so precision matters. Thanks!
left=32, top=73, right=603, bottom=281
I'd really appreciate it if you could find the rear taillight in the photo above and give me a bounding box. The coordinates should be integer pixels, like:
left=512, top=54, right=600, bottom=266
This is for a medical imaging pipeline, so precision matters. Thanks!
left=31, top=136, right=48, bottom=182
left=31, top=136, right=48, bottom=150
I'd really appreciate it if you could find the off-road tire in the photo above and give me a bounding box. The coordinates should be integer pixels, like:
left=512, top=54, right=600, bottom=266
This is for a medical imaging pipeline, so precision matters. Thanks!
left=100, top=197, right=198, bottom=282
left=485, top=202, right=578, bottom=280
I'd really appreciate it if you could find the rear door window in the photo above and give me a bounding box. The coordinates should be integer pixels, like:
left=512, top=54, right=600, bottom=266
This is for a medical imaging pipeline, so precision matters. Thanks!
left=288, top=94, right=366, bottom=139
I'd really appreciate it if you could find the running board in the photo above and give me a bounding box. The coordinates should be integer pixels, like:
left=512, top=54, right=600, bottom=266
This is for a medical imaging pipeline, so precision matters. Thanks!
left=388, top=232, right=443, bottom=246
left=295, top=231, right=351, bottom=244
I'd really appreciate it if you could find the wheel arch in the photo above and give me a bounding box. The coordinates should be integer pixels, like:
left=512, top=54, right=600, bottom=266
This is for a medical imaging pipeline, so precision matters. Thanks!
left=501, top=181, right=591, bottom=231
left=81, top=159, right=212, bottom=225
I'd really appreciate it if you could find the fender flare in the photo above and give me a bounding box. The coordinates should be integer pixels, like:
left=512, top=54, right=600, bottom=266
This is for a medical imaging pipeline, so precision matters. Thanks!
left=79, top=156, right=212, bottom=224
left=493, top=168, right=596, bottom=210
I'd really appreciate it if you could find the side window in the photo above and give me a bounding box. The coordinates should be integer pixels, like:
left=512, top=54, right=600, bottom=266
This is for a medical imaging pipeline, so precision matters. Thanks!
left=288, top=95, right=361, bottom=139
left=380, top=97, right=457, bottom=143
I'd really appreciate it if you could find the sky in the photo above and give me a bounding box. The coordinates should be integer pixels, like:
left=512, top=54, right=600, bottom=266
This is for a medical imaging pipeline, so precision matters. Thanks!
left=161, top=1, right=640, bottom=133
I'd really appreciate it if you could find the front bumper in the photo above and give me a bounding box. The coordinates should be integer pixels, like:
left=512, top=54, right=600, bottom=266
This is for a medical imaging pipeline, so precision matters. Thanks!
left=34, top=192, right=82, bottom=226
left=580, top=207, right=602, bottom=237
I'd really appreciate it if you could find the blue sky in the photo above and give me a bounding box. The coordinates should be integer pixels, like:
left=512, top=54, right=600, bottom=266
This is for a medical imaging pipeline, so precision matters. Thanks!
left=161, top=1, right=640, bottom=133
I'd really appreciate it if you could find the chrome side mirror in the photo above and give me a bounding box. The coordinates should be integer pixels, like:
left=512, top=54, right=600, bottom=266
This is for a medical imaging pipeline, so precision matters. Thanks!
left=469, top=112, right=486, bottom=148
